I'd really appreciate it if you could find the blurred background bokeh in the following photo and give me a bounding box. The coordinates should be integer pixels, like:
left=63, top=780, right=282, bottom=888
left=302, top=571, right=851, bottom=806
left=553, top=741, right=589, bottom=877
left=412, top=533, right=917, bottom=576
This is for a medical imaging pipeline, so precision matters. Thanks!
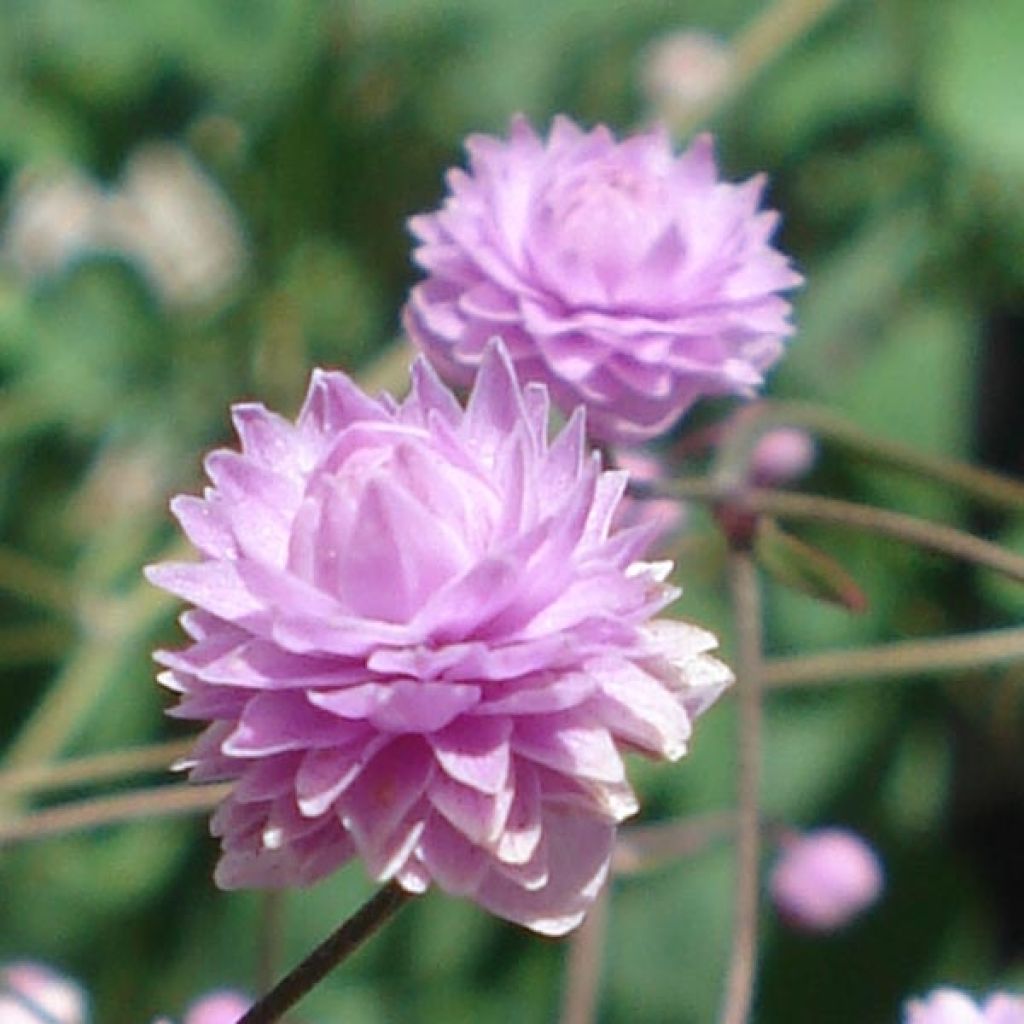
left=0, top=0, right=1022, bottom=1020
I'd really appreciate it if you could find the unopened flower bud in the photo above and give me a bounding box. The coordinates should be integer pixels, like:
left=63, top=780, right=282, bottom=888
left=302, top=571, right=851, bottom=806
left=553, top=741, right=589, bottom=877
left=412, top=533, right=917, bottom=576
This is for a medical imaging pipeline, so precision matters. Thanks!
left=640, top=30, right=734, bottom=122
left=770, top=828, right=883, bottom=932
left=184, top=991, right=251, bottom=1024
left=751, top=428, right=816, bottom=486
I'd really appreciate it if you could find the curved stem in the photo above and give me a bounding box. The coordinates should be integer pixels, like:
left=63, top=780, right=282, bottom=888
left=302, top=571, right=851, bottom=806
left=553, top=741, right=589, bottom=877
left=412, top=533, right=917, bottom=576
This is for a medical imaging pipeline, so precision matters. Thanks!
left=613, top=812, right=737, bottom=875
left=0, top=782, right=229, bottom=845
left=638, top=478, right=1024, bottom=585
left=718, top=551, right=764, bottom=1024
left=559, top=885, right=610, bottom=1024
left=764, top=625, right=1024, bottom=689
left=0, top=738, right=193, bottom=798
left=239, top=883, right=414, bottom=1024
left=712, top=401, right=1024, bottom=511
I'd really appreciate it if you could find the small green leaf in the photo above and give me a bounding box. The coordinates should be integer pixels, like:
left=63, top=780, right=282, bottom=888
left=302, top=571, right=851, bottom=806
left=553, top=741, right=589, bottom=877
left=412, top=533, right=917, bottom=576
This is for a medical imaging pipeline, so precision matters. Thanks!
left=755, top=518, right=868, bottom=613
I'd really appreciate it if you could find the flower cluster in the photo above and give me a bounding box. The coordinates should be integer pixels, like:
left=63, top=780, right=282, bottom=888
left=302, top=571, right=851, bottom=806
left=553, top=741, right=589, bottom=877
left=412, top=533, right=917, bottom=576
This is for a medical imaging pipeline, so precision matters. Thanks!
left=905, top=990, right=1024, bottom=1024
left=405, top=115, right=801, bottom=442
left=148, top=340, right=731, bottom=935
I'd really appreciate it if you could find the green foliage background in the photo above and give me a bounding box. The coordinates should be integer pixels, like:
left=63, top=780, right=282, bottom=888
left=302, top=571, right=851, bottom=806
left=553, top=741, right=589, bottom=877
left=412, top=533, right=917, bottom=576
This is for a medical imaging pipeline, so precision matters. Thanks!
left=0, top=0, right=1022, bottom=1020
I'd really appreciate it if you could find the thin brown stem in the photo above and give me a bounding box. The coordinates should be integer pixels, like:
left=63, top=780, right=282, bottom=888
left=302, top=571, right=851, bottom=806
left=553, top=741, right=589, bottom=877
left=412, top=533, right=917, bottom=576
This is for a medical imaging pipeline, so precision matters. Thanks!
left=239, top=883, right=413, bottom=1024
left=612, top=812, right=737, bottom=875
left=718, top=551, right=763, bottom=1024
left=0, top=782, right=230, bottom=846
left=639, top=478, right=1024, bottom=585
left=0, top=738, right=193, bottom=798
left=712, top=401, right=1024, bottom=511
left=559, top=885, right=610, bottom=1024
left=258, top=891, right=287, bottom=997
left=764, top=625, right=1024, bottom=690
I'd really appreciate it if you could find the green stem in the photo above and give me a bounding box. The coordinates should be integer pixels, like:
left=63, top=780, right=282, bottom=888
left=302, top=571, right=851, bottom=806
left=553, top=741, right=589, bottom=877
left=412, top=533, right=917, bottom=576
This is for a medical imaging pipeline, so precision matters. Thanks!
left=0, top=782, right=229, bottom=846
left=718, top=551, right=764, bottom=1024
left=240, top=883, right=414, bottom=1024
left=712, top=401, right=1024, bottom=511
left=0, top=547, right=75, bottom=616
left=0, top=738, right=192, bottom=798
left=641, top=478, right=1024, bottom=585
left=764, top=625, right=1024, bottom=689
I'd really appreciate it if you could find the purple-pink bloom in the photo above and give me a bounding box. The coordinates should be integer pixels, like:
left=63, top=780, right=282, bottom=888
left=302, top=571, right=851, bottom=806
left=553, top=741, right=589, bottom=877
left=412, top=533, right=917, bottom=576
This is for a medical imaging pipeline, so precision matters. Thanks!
left=0, top=962, right=87, bottom=1024
left=404, top=115, right=801, bottom=443
left=769, top=828, right=883, bottom=932
left=904, top=989, right=1024, bottom=1024
left=147, top=340, right=731, bottom=935
left=184, top=991, right=251, bottom=1024
left=750, top=427, right=816, bottom=486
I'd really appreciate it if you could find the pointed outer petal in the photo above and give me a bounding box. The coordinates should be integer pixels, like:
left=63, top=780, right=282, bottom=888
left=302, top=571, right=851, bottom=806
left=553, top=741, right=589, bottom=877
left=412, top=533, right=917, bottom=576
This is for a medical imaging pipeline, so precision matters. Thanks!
left=293, top=822, right=358, bottom=885
left=336, top=477, right=471, bottom=623
left=642, top=618, right=720, bottom=660
left=170, top=495, right=237, bottom=559
left=395, top=858, right=432, bottom=895
left=297, top=368, right=392, bottom=439
left=585, top=521, right=661, bottom=574
left=401, top=356, right=463, bottom=427
left=641, top=619, right=734, bottom=717
left=438, top=635, right=581, bottom=683
left=589, top=659, right=692, bottom=760
left=156, top=669, right=187, bottom=694
left=461, top=339, right=530, bottom=459
left=415, top=814, right=490, bottom=895
left=170, top=638, right=371, bottom=690
left=496, top=762, right=543, bottom=865
left=175, top=722, right=235, bottom=775
left=534, top=766, right=639, bottom=823
left=514, top=572, right=639, bottom=640
left=521, top=381, right=550, bottom=450
left=168, top=685, right=249, bottom=721
left=180, top=608, right=241, bottom=643
left=235, top=553, right=345, bottom=620
left=541, top=406, right=585, bottom=503
left=474, top=812, right=615, bottom=936
left=204, top=451, right=302, bottom=518
left=339, top=740, right=433, bottom=881
left=222, top=692, right=368, bottom=757
left=309, top=681, right=481, bottom=733
left=430, top=717, right=512, bottom=794
left=410, top=556, right=522, bottom=643
left=670, top=653, right=734, bottom=718
left=154, top=627, right=247, bottom=677
left=490, top=833, right=549, bottom=891
left=144, top=561, right=266, bottom=622
left=428, top=770, right=514, bottom=846
left=231, top=403, right=303, bottom=468
left=474, top=671, right=596, bottom=716
left=295, top=735, right=387, bottom=817
left=218, top=481, right=293, bottom=566
left=581, top=470, right=629, bottom=547
left=231, top=753, right=303, bottom=804
left=512, top=714, right=625, bottom=784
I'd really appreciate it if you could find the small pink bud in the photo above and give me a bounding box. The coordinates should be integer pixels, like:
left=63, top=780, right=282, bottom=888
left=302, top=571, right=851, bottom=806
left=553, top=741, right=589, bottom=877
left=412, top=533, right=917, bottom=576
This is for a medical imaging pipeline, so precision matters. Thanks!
left=751, top=428, right=816, bottom=486
left=904, top=988, right=1024, bottom=1024
left=770, top=828, right=883, bottom=932
left=0, top=962, right=88, bottom=1024
left=613, top=449, right=687, bottom=550
left=640, top=30, right=734, bottom=120
left=184, top=991, right=252, bottom=1024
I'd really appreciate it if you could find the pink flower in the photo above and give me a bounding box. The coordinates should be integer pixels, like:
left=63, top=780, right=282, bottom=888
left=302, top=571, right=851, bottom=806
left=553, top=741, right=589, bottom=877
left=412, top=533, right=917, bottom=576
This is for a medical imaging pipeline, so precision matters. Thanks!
left=404, top=115, right=801, bottom=443
left=904, top=989, right=1024, bottom=1024
left=184, top=991, right=251, bottom=1024
left=147, top=340, right=731, bottom=935
left=0, top=962, right=87, bottom=1024
left=769, top=828, right=883, bottom=932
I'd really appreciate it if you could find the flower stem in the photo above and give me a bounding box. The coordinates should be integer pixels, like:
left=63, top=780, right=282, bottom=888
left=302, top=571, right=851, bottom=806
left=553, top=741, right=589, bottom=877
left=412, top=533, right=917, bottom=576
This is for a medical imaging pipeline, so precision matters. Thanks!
left=559, top=885, right=610, bottom=1024
left=763, top=625, right=1024, bottom=689
left=0, top=781, right=229, bottom=846
left=637, top=478, right=1024, bottom=585
left=713, top=401, right=1024, bottom=511
left=239, top=883, right=414, bottom=1024
left=718, top=551, right=764, bottom=1024
left=0, top=738, right=193, bottom=798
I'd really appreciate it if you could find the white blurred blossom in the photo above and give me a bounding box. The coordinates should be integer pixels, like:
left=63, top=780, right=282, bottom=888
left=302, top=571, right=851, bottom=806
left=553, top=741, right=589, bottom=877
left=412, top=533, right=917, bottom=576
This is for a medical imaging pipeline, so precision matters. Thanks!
left=640, top=30, right=734, bottom=123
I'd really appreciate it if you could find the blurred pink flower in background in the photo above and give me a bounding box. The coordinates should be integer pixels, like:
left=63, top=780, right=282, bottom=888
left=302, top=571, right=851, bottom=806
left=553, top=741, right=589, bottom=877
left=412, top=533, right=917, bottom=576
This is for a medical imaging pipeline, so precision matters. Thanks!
left=148, top=340, right=731, bottom=935
left=640, top=30, right=735, bottom=124
left=405, top=115, right=801, bottom=443
left=611, top=449, right=687, bottom=554
left=904, top=989, right=1024, bottom=1024
left=183, top=990, right=251, bottom=1024
left=769, top=827, right=883, bottom=932
left=0, top=962, right=88, bottom=1024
